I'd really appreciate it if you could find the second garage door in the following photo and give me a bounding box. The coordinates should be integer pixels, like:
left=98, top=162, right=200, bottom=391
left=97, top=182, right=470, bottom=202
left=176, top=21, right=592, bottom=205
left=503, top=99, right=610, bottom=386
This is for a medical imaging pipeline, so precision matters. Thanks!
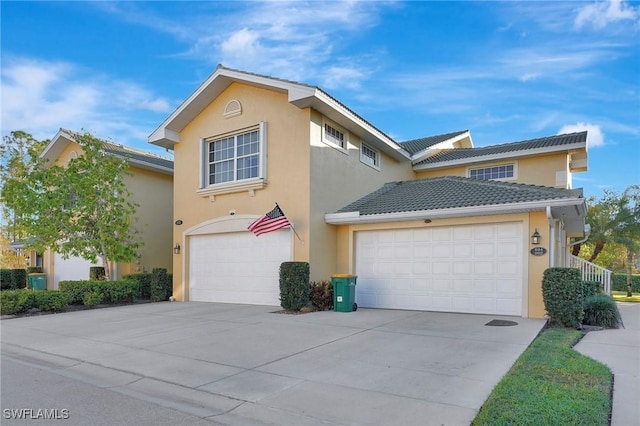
left=355, top=222, right=524, bottom=315
left=189, top=229, right=291, bottom=305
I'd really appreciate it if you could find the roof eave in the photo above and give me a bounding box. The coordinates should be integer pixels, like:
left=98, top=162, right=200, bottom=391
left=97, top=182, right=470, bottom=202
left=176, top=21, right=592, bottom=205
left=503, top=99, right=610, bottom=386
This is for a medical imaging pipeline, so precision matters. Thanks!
left=325, top=197, right=586, bottom=225
left=410, top=131, right=472, bottom=164
left=413, top=141, right=587, bottom=171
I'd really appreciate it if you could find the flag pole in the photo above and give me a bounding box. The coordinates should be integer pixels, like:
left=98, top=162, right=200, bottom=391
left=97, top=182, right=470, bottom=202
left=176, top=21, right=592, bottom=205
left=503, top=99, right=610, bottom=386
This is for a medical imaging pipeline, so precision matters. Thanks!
left=276, top=202, right=304, bottom=244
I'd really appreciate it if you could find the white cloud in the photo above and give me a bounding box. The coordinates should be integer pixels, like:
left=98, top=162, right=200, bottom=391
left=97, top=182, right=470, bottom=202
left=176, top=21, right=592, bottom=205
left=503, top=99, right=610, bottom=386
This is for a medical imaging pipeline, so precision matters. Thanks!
left=558, top=122, right=605, bottom=148
left=1, top=57, right=171, bottom=147
left=574, top=0, right=639, bottom=30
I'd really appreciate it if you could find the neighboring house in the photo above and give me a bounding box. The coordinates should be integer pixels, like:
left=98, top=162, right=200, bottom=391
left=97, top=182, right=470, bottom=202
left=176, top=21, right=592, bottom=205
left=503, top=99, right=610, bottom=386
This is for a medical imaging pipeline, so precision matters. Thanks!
left=149, top=65, right=592, bottom=318
left=39, top=129, right=174, bottom=289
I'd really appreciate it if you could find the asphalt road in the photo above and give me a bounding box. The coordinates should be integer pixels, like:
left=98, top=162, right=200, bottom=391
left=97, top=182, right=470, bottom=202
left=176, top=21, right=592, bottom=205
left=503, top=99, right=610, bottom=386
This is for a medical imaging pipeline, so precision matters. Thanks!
left=0, top=355, right=221, bottom=426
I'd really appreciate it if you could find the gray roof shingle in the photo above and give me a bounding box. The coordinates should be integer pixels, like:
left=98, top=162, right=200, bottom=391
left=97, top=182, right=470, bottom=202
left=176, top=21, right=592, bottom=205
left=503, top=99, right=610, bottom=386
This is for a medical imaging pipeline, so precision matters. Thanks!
left=399, top=130, right=469, bottom=155
left=414, top=131, right=587, bottom=166
left=335, top=176, right=583, bottom=216
left=62, top=129, right=173, bottom=171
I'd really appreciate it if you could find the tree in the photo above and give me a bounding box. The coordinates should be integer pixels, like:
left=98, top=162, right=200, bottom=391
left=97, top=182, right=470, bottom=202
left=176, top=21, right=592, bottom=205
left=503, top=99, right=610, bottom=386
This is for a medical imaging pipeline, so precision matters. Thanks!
left=576, top=186, right=640, bottom=296
left=1, top=130, right=141, bottom=280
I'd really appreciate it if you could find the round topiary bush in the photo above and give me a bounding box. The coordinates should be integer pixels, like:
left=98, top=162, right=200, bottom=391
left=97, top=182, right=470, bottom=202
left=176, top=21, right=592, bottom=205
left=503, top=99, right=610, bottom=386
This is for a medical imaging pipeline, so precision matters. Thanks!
left=583, top=294, right=620, bottom=328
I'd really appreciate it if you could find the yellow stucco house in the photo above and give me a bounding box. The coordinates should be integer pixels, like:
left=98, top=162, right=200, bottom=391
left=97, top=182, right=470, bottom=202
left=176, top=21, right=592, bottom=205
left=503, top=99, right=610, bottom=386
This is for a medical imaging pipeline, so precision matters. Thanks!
left=37, top=129, right=174, bottom=289
left=150, top=65, right=592, bottom=318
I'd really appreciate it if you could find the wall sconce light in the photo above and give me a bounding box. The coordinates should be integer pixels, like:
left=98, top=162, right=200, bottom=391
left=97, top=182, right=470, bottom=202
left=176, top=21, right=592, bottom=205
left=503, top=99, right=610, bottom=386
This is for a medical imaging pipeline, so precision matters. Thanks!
left=531, top=229, right=541, bottom=245
left=173, top=243, right=181, bottom=254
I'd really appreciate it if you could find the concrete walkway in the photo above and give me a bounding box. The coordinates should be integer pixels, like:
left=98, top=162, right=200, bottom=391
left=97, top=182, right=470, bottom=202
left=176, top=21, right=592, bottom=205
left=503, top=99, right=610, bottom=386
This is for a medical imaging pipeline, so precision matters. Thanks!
left=0, top=303, right=546, bottom=425
left=574, top=302, right=640, bottom=426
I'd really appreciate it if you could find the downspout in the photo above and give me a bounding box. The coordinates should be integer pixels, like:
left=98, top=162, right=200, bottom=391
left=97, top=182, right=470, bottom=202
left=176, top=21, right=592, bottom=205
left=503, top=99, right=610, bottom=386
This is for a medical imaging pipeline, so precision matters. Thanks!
left=546, top=206, right=555, bottom=267
left=569, top=224, right=591, bottom=248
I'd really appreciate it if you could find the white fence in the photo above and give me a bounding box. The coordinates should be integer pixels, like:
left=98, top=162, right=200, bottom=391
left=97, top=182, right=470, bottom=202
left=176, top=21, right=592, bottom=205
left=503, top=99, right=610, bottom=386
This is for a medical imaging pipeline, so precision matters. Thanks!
left=569, top=255, right=612, bottom=294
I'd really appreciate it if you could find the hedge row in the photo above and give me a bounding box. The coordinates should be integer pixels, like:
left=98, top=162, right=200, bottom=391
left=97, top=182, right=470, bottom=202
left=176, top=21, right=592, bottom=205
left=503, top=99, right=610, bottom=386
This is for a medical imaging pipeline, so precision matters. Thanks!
left=123, top=268, right=172, bottom=301
left=0, top=290, right=70, bottom=316
left=1, top=269, right=27, bottom=290
left=58, top=280, right=139, bottom=304
left=612, top=273, right=640, bottom=293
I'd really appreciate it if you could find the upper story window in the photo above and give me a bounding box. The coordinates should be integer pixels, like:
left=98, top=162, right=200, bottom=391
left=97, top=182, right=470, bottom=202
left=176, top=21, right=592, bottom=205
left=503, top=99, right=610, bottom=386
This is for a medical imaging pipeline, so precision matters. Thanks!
left=468, top=164, right=515, bottom=181
left=200, top=123, right=267, bottom=196
left=322, top=118, right=349, bottom=152
left=360, top=143, right=380, bottom=169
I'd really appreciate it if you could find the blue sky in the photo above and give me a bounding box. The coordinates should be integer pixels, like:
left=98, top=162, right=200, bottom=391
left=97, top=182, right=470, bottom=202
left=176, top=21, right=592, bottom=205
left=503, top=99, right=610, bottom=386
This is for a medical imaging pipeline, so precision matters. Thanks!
left=1, top=1, right=638, bottom=199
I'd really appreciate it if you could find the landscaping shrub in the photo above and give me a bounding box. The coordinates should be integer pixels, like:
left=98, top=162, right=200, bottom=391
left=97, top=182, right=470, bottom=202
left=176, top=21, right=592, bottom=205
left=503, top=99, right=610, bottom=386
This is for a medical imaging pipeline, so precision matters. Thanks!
left=89, top=266, right=106, bottom=281
left=83, top=290, right=103, bottom=308
left=583, top=294, right=621, bottom=328
left=123, top=273, right=152, bottom=299
left=0, top=290, right=31, bottom=315
left=31, top=291, right=71, bottom=312
left=542, top=267, right=584, bottom=328
left=279, top=262, right=310, bottom=311
left=98, top=280, right=138, bottom=304
left=612, top=273, right=640, bottom=293
left=1, top=269, right=14, bottom=290
left=12, top=269, right=27, bottom=289
left=26, top=266, right=43, bottom=274
left=150, top=268, right=171, bottom=302
left=582, top=280, right=602, bottom=298
left=310, top=280, right=333, bottom=311
left=59, top=280, right=95, bottom=304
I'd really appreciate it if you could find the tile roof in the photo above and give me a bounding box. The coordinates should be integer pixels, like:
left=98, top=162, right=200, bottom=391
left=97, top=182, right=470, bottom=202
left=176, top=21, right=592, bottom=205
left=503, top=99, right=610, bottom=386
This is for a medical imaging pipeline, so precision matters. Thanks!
left=399, top=130, right=469, bottom=155
left=335, top=176, right=583, bottom=215
left=414, top=131, right=587, bottom=166
left=61, top=129, right=173, bottom=171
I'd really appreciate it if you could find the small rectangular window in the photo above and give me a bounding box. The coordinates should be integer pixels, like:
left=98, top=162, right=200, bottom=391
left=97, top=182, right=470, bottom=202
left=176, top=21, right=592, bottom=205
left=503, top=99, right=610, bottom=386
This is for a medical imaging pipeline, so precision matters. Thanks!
left=324, top=124, right=345, bottom=148
left=360, top=143, right=379, bottom=169
left=469, top=164, right=515, bottom=181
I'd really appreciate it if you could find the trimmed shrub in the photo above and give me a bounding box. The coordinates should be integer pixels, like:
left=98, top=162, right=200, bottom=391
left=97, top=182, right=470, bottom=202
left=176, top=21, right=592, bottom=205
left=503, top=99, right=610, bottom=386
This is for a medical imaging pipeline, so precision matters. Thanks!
left=98, top=280, right=139, bottom=304
left=310, top=280, right=333, bottom=311
left=612, top=273, right=640, bottom=293
left=150, top=268, right=171, bottom=302
left=0, top=290, right=31, bottom=315
left=59, top=280, right=95, bottom=304
left=1, top=269, right=14, bottom=290
left=83, top=290, right=103, bottom=308
left=279, top=262, right=310, bottom=311
left=89, top=266, right=106, bottom=281
left=583, top=281, right=602, bottom=298
left=11, top=269, right=27, bottom=290
left=123, top=273, right=152, bottom=299
left=27, top=266, right=43, bottom=274
left=542, top=267, right=584, bottom=328
left=32, top=291, right=71, bottom=312
left=583, top=294, right=620, bottom=328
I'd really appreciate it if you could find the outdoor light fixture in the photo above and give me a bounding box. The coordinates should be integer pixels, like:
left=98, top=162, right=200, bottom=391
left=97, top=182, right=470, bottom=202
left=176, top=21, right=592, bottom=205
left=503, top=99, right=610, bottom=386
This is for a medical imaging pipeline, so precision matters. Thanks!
left=531, top=229, right=541, bottom=245
left=173, top=243, right=181, bottom=254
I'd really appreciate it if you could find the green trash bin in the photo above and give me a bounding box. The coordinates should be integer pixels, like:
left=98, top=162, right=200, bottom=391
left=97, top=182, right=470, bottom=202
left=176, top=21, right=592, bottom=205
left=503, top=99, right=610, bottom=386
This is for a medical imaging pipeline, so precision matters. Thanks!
left=28, top=273, right=47, bottom=290
left=331, top=274, right=357, bottom=312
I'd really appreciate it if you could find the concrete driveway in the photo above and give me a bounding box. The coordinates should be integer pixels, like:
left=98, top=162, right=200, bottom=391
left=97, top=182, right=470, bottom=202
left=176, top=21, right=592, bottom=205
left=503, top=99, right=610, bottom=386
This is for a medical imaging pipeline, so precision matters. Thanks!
left=1, top=303, right=545, bottom=425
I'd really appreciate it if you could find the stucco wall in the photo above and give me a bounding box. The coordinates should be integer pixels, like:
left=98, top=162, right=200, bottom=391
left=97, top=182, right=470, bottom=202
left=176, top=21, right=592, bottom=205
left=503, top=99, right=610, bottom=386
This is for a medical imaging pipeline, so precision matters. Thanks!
left=415, top=152, right=572, bottom=188
left=172, top=83, right=312, bottom=301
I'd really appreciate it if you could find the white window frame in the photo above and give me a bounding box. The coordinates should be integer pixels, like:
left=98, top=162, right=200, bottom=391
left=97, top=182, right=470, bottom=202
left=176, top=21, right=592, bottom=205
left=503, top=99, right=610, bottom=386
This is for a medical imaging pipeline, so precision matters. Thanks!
left=360, top=142, right=380, bottom=170
left=321, top=117, right=349, bottom=154
left=467, top=163, right=517, bottom=181
left=197, top=122, right=267, bottom=198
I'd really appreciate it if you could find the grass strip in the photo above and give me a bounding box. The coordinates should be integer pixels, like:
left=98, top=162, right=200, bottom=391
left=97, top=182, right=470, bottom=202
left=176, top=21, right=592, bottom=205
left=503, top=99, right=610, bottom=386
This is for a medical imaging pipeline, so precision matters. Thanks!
left=612, top=291, right=640, bottom=303
left=473, top=327, right=612, bottom=426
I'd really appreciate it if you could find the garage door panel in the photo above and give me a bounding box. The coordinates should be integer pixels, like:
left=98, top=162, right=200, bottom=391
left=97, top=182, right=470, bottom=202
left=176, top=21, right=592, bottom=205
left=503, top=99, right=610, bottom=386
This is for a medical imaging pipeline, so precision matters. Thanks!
left=355, top=222, right=523, bottom=316
left=189, top=230, right=290, bottom=305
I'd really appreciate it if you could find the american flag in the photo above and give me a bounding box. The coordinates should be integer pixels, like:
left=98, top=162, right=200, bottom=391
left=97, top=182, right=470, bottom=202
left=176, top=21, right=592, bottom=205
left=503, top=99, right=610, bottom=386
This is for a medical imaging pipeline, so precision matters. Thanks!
left=248, top=204, right=291, bottom=236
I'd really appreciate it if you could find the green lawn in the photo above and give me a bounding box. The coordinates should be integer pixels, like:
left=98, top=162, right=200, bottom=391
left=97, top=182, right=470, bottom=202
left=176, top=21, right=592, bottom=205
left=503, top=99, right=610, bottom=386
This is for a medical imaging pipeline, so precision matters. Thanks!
left=612, top=291, right=640, bottom=302
left=473, top=327, right=612, bottom=426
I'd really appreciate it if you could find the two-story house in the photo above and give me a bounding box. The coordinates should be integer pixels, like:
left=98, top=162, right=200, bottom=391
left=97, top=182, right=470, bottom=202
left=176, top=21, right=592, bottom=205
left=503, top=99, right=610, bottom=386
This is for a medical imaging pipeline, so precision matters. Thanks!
left=149, top=65, right=589, bottom=318
left=39, top=129, right=174, bottom=289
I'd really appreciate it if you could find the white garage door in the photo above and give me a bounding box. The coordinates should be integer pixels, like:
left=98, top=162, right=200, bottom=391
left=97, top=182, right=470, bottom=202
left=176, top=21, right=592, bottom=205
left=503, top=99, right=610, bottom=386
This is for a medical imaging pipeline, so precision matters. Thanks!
left=53, top=252, right=102, bottom=290
left=189, top=230, right=291, bottom=305
left=355, top=222, right=523, bottom=315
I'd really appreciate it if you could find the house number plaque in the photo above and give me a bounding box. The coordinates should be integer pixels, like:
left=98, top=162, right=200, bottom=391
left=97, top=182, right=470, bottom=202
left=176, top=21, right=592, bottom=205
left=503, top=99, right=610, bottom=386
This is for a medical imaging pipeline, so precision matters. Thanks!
left=530, top=247, right=547, bottom=256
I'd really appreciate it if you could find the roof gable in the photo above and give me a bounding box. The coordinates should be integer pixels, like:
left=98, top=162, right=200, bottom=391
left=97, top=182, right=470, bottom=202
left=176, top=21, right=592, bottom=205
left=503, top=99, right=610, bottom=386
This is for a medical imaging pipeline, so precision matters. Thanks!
left=414, top=131, right=587, bottom=169
left=41, top=129, right=173, bottom=175
left=148, top=65, right=410, bottom=160
left=399, top=130, right=471, bottom=155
